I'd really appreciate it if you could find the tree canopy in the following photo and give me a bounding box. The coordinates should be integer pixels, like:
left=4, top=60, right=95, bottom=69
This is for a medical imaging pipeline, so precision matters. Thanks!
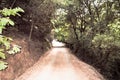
left=0, top=0, right=120, bottom=80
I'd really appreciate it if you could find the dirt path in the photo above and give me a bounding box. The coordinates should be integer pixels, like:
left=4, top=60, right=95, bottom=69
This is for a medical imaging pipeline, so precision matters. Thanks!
left=15, top=48, right=105, bottom=80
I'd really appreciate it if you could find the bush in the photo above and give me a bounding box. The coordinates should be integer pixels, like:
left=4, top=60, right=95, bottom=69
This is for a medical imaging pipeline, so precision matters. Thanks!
left=0, top=7, right=24, bottom=70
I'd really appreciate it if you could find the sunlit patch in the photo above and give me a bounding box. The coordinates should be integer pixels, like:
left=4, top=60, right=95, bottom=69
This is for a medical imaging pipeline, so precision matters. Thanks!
left=52, top=39, right=65, bottom=47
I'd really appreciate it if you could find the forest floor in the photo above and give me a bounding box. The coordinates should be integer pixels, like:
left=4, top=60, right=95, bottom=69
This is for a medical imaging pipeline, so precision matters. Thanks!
left=0, top=28, right=47, bottom=80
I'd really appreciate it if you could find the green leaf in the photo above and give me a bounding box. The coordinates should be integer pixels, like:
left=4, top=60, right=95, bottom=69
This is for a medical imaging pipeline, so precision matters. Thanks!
left=1, top=8, right=11, bottom=16
left=13, top=45, right=21, bottom=53
left=0, top=51, right=6, bottom=59
left=0, top=28, right=3, bottom=34
left=0, top=35, right=11, bottom=49
left=8, top=19, right=14, bottom=26
left=1, top=7, right=24, bottom=16
left=0, top=17, right=15, bottom=27
left=7, top=50, right=14, bottom=54
left=0, top=26, right=5, bottom=34
left=0, top=18, right=9, bottom=26
left=0, top=61, right=8, bottom=70
left=8, top=45, right=21, bottom=54
left=4, top=41, right=10, bottom=50
left=14, top=7, right=24, bottom=13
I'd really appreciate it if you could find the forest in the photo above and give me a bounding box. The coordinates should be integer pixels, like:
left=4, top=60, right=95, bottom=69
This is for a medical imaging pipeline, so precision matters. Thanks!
left=0, top=0, right=120, bottom=80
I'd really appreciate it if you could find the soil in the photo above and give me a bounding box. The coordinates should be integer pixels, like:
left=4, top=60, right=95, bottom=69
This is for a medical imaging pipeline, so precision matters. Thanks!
left=0, top=29, right=47, bottom=80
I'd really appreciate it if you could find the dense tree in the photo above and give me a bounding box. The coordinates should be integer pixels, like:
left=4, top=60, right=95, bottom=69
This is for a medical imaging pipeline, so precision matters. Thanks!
left=0, top=0, right=120, bottom=80
left=51, top=0, right=120, bottom=80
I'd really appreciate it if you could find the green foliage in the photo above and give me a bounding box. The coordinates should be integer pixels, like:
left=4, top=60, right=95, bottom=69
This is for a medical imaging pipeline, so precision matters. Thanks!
left=92, top=34, right=115, bottom=48
left=0, top=35, right=11, bottom=49
left=0, top=7, right=24, bottom=16
left=52, top=0, right=120, bottom=45
left=91, top=19, right=120, bottom=50
left=109, top=19, right=120, bottom=40
left=54, top=25, right=69, bottom=41
left=96, top=19, right=120, bottom=49
left=8, top=45, right=21, bottom=54
left=0, top=18, right=14, bottom=34
left=0, top=7, right=24, bottom=70
left=0, top=49, right=6, bottom=59
left=51, top=8, right=70, bottom=41
left=0, top=61, right=8, bottom=70
left=0, top=7, right=24, bottom=34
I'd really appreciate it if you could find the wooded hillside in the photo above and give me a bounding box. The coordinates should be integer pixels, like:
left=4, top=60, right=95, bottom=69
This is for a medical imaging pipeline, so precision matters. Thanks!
left=0, top=0, right=120, bottom=80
